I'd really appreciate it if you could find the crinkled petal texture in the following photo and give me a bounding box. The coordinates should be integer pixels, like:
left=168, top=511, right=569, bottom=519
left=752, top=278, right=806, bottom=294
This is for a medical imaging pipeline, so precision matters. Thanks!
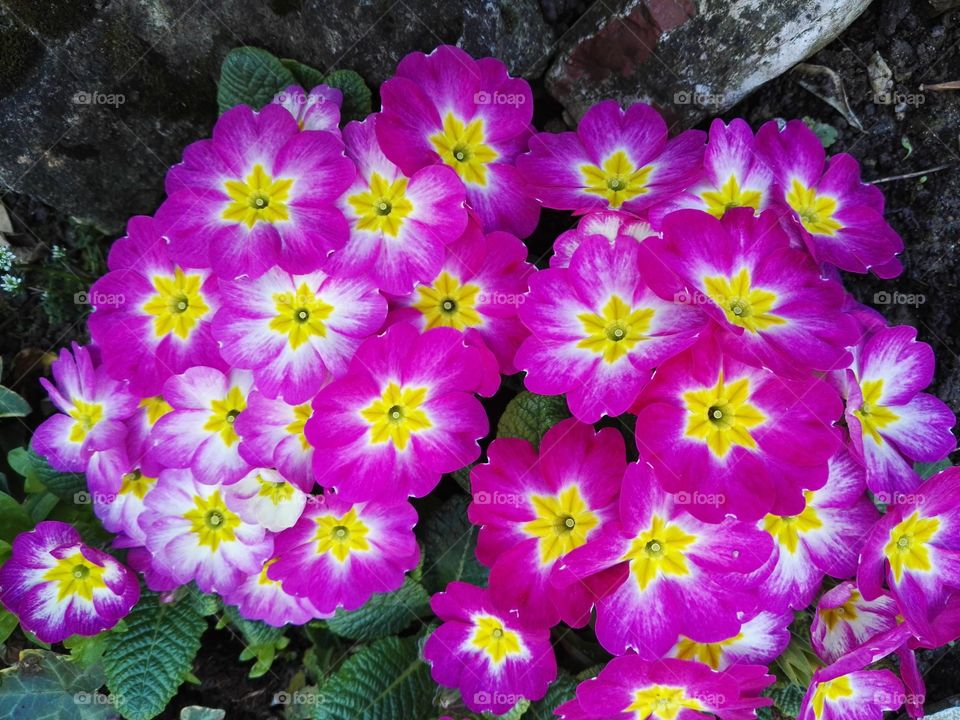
left=844, top=326, right=956, bottom=495
left=468, top=418, right=625, bottom=626
left=272, top=83, right=342, bottom=133
left=0, top=521, right=140, bottom=643
left=87, top=215, right=225, bottom=396
left=642, top=208, right=856, bottom=376
left=221, top=554, right=330, bottom=627
left=140, top=468, right=272, bottom=594
left=33, top=343, right=139, bottom=472
left=553, top=463, right=774, bottom=657
left=423, top=582, right=557, bottom=715
left=387, top=220, right=533, bottom=375
left=516, top=235, right=706, bottom=423
left=157, top=103, right=355, bottom=280
left=810, top=581, right=900, bottom=664
left=215, top=266, right=387, bottom=404
left=306, top=323, right=494, bottom=502
left=376, top=45, right=539, bottom=237
left=268, top=495, right=419, bottom=614
left=518, top=100, right=705, bottom=215
left=551, top=209, right=655, bottom=269
left=326, top=117, right=468, bottom=295
left=798, top=670, right=904, bottom=720
left=757, top=119, right=903, bottom=277
left=235, top=391, right=315, bottom=492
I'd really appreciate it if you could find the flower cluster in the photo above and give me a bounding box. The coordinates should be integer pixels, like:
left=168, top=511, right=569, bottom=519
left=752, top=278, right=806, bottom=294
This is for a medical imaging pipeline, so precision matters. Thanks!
left=2, top=43, right=958, bottom=720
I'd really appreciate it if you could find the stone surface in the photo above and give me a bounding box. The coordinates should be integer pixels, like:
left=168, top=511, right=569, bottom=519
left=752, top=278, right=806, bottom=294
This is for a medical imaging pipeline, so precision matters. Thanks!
left=545, top=0, right=874, bottom=127
left=0, top=0, right=553, bottom=232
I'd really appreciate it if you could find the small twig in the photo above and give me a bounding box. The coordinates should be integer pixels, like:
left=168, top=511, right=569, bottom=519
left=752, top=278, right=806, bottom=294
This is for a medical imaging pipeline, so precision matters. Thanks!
left=920, top=80, right=960, bottom=91
left=868, top=163, right=954, bottom=184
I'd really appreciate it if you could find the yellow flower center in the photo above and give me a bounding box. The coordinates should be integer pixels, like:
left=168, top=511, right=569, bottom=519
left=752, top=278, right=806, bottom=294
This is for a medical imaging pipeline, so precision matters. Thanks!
left=348, top=172, right=414, bottom=237
left=674, top=633, right=743, bottom=670
left=469, top=614, right=524, bottom=665
left=576, top=295, right=655, bottom=364
left=202, top=386, right=248, bottom=446
left=315, top=508, right=370, bottom=563
left=413, top=271, right=483, bottom=331
left=142, top=267, right=210, bottom=340
left=359, top=382, right=432, bottom=450
left=884, top=511, right=940, bottom=583
left=119, top=469, right=156, bottom=500
left=286, top=402, right=312, bottom=450
left=42, top=550, right=108, bottom=602
left=763, top=490, right=823, bottom=554
left=222, top=164, right=294, bottom=228
left=256, top=475, right=296, bottom=504
left=785, top=179, right=843, bottom=236
left=268, top=282, right=334, bottom=350
left=819, top=590, right=862, bottom=632
left=854, top=379, right=899, bottom=445
left=257, top=557, right=281, bottom=587
left=522, top=485, right=600, bottom=565
left=183, top=490, right=242, bottom=551
left=703, top=268, right=786, bottom=334
left=811, top=676, right=854, bottom=720
left=580, top=150, right=654, bottom=208
left=139, top=395, right=173, bottom=425
left=429, top=113, right=499, bottom=186
left=700, top=175, right=763, bottom=218
left=622, top=515, right=697, bottom=591
left=68, top=398, right=104, bottom=443
left=683, top=372, right=765, bottom=458
left=625, top=684, right=705, bottom=720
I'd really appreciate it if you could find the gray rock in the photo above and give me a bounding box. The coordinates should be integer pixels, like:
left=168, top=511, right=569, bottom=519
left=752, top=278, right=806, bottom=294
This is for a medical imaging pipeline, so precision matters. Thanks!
left=0, top=0, right=552, bottom=232
left=544, top=0, right=873, bottom=127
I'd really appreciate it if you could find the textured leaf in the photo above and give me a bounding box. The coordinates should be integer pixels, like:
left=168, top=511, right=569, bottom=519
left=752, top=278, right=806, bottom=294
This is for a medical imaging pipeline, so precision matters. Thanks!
left=497, top=392, right=569, bottom=446
left=0, top=649, right=111, bottom=720
left=0, top=609, right=18, bottom=645
left=222, top=605, right=289, bottom=678
left=765, top=681, right=805, bottom=719
left=180, top=707, right=226, bottom=720
left=0, top=386, right=30, bottom=418
left=916, top=459, right=951, bottom=479
left=103, top=591, right=206, bottom=720
left=0, top=491, right=32, bottom=542
left=419, top=494, right=488, bottom=594
left=314, top=636, right=435, bottom=720
left=524, top=670, right=579, bottom=720
left=9, top=447, right=86, bottom=501
left=281, top=58, right=326, bottom=90
left=217, top=47, right=296, bottom=113
left=327, top=577, right=430, bottom=641
left=322, top=69, right=372, bottom=122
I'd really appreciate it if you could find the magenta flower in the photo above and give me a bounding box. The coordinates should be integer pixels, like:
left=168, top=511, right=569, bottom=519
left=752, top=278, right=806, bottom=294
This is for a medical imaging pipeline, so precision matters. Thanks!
left=468, top=418, right=625, bottom=627
left=306, top=323, right=494, bottom=502
left=0, top=521, right=139, bottom=643
left=268, top=495, right=419, bottom=613
left=632, top=336, right=842, bottom=521
left=272, top=84, right=342, bottom=132
left=423, top=582, right=557, bottom=715
left=551, top=209, right=654, bottom=269
left=553, top=463, right=774, bottom=657
left=324, top=117, right=468, bottom=294
left=139, top=468, right=272, bottom=594
left=235, top=390, right=315, bottom=493
left=667, top=610, right=792, bottom=671
left=841, top=325, right=955, bottom=495
left=387, top=219, right=533, bottom=375
left=798, top=669, right=904, bottom=720
left=214, top=266, right=386, bottom=404
left=757, top=119, right=903, bottom=277
left=33, top=343, right=139, bottom=472
left=377, top=45, right=539, bottom=237
left=515, top=235, right=706, bottom=423
left=517, top=100, right=704, bottom=215
left=556, top=656, right=773, bottom=720
left=642, top=208, right=856, bottom=375
left=149, top=367, right=254, bottom=485
left=87, top=215, right=224, bottom=396
left=811, top=581, right=900, bottom=664
left=156, top=103, right=355, bottom=279
left=221, top=556, right=330, bottom=627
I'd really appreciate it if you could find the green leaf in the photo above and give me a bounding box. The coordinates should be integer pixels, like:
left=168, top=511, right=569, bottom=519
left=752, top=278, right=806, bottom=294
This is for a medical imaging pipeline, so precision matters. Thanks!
left=801, top=117, right=838, bottom=148
left=327, top=576, right=430, bottom=641
left=103, top=591, right=206, bottom=720
left=0, top=492, right=32, bottom=542
left=322, top=69, right=372, bottom=122
left=63, top=632, right=113, bottom=668
left=315, top=636, right=435, bottom=720
left=524, top=671, right=579, bottom=720
left=0, top=609, right=18, bottom=645
left=419, top=494, right=488, bottom=594
left=450, top=464, right=473, bottom=493
left=764, top=680, right=805, bottom=719
left=0, top=386, right=30, bottom=418
left=217, top=47, right=297, bottom=113
left=180, top=706, right=226, bottom=720
left=9, top=447, right=86, bottom=501
left=496, top=392, right=569, bottom=446
left=281, top=58, right=326, bottom=90
left=222, top=605, right=289, bottom=679
left=0, top=649, right=111, bottom=720
left=916, top=458, right=951, bottom=479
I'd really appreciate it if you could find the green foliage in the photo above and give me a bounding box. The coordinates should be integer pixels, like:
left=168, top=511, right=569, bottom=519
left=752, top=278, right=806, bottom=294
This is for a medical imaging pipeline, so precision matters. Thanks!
left=102, top=591, right=207, bottom=720
left=322, top=69, right=373, bottom=122
left=419, top=494, right=488, bottom=594
left=497, top=391, right=569, bottom=446
left=0, top=649, right=111, bottom=719
left=221, top=605, right=289, bottom=678
left=63, top=632, right=113, bottom=668
left=0, top=490, right=32, bottom=542
left=0, top=386, right=29, bottom=418
left=180, top=708, right=226, bottom=720
left=519, top=669, right=578, bottom=719
left=0, top=609, right=18, bottom=645
left=281, top=58, right=326, bottom=90
left=8, top=447, right=86, bottom=501
left=327, top=577, right=431, bottom=641
left=801, top=117, right=838, bottom=148
left=314, top=636, right=435, bottom=720
left=916, top=458, right=951, bottom=479
left=759, top=680, right=806, bottom=720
